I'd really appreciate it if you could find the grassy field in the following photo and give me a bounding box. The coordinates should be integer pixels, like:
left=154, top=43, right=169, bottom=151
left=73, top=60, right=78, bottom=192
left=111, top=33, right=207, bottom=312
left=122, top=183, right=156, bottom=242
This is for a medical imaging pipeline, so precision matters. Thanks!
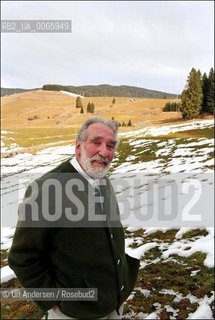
left=1, top=89, right=184, bottom=154
left=0, top=88, right=195, bottom=155
left=144, top=128, right=214, bottom=140
left=1, top=127, right=78, bottom=154
left=1, top=89, right=182, bottom=130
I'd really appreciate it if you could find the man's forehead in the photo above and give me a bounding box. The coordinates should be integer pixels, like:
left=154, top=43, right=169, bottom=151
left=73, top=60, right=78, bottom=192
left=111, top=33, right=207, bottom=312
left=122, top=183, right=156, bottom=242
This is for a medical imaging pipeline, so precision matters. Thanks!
left=85, top=124, right=117, bottom=144
left=87, top=123, right=115, bottom=136
left=90, top=135, right=116, bottom=142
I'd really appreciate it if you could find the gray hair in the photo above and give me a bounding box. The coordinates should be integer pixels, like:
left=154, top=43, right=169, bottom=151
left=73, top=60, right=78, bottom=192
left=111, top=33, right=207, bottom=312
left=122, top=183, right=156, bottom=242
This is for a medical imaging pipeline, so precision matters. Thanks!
left=77, top=117, right=119, bottom=142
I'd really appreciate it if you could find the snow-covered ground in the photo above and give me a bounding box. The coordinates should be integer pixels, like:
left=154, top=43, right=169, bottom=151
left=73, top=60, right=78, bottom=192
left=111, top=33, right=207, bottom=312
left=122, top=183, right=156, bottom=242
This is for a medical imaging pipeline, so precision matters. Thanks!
left=60, top=90, right=85, bottom=98
left=1, top=119, right=214, bottom=319
left=120, top=119, right=214, bottom=138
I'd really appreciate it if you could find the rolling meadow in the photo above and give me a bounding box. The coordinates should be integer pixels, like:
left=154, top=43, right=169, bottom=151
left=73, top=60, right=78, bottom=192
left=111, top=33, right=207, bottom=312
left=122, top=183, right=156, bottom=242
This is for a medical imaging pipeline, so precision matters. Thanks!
left=1, top=90, right=214, bottom=319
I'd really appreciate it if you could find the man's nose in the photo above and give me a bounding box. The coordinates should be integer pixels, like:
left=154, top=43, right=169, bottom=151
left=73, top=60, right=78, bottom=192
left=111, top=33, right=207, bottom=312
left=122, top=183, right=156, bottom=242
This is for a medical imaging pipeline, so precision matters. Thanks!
left=98, top=144, right=109, bottom=157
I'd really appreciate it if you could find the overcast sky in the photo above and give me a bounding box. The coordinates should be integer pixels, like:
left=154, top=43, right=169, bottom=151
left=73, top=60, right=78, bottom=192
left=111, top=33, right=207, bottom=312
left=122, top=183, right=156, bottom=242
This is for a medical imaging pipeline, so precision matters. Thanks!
left=1, top=1, right=214, bottom=94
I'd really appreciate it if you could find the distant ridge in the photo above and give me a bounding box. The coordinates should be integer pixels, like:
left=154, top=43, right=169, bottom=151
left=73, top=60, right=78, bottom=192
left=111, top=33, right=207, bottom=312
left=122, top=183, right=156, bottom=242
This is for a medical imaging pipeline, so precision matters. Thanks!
left=42, top=84, right=178, bottom=98
left=1, top=87, right=39, bottom=97
left=1, top=84, right=178, bottom=98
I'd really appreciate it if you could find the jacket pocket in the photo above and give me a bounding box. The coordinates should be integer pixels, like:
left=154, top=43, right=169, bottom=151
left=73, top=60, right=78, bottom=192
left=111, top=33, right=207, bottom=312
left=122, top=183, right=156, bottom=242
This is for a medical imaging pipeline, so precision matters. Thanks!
left=121, top=254, right=140, bottom=303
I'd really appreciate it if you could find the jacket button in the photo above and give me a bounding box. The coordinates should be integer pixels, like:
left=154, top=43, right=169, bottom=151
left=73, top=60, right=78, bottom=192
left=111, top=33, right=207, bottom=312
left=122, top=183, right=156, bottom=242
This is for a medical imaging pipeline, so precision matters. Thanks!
left=117, top=259, right=120, bottom=265
left=120, top=285, right=124, bottom=291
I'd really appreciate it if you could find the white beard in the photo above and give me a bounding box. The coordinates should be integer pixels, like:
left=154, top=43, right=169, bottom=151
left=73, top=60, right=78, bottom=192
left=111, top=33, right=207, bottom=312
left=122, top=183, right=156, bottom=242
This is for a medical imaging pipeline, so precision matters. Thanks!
left=79, top=145, right=111, bottom=180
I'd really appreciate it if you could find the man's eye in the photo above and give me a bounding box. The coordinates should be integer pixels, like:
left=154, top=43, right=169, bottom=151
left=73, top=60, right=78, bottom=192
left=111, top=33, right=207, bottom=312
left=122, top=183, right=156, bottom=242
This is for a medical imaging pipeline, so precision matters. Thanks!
left=93, top=141, right=100, bottom=145
left=107, top=144, right=114, bottom=149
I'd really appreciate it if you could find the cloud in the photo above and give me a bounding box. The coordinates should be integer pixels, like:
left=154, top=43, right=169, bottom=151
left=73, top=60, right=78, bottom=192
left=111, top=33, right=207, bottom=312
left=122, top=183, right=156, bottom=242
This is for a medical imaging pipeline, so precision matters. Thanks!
left=1, top=1, right=214, bottom=93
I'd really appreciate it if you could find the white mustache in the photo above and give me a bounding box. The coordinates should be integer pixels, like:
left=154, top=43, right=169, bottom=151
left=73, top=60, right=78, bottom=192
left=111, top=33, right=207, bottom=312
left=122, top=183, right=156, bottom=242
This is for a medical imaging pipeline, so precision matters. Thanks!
left=90, top=155, right=109, bottom=165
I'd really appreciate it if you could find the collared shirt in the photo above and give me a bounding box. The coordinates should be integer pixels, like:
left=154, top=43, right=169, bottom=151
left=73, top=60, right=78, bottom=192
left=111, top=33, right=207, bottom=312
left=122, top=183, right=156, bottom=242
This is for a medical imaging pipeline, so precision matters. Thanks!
left=70, top=157, right=104, bottom=211
left=70, top=157, right=100, bottom=189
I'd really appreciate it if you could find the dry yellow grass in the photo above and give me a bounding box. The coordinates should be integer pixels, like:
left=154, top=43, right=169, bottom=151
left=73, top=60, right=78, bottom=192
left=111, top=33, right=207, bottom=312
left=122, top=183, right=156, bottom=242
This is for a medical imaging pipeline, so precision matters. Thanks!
left=1, top=89, right=182, bottom=130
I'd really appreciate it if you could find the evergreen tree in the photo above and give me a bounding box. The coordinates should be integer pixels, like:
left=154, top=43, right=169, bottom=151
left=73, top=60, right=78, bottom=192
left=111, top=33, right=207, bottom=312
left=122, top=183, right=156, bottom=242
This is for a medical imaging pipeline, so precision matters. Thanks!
left=87, top=102, right=95, bottom=113
left=112, top=98, right=116, bottom=104
left=90, top=103, right=95, bottom=113
left=181, top=68, right=203, bottom=119
left=127, top=119, right=132, bottom=126
left=163, top=102, right=181, bottom=112
left=201, top=68, right=214, bottom=115
left=80, top=107, right=84, bottom=114
left=76, top=96, right=82, bottom=108
left=201, top=72, right=210, bottom=113
left=206, top=68, right=215, bottom=114
left=87, top=102, right=91, bottom=113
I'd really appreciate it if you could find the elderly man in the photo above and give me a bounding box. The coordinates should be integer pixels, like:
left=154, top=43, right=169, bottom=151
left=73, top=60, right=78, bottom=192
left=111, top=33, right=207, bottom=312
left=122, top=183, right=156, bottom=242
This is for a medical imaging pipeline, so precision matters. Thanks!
left=8, top=117, right=140, bottom=319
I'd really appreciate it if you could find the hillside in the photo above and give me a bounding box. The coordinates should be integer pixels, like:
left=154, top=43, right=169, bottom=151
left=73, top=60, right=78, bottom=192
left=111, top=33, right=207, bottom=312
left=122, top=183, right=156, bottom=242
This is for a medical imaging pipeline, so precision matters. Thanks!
left=1, top=88, right=39, bottom=97
left=1, top=84, right=178, bottom=98
left=1, top=89, right=181, bottom=133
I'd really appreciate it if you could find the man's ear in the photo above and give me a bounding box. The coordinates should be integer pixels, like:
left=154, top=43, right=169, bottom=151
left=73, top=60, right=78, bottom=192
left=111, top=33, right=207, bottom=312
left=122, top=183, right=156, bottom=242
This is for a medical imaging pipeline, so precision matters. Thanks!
left=76, top=139, right=80, bottom=149
left=75, top=140, right=81, bottom=157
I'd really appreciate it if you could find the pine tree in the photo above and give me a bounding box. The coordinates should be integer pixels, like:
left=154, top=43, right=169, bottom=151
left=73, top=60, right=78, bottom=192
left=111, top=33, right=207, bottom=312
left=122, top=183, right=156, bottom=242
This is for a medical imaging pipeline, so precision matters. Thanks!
left=76, top=96, right=82, bottom=108
left=80, top=107, right=84, bottom=114
left=206, top=68, right=215, bottom=114
left=90, top=103, right=95, bottom=113
left=201, top=68, right=214, bottom=115
left=201, top=72, right=210, bottom=113
left=127, top=119, right=132, bottom=126
left=87, top=102, right=91, bottom=113
left=112, top=98, right=116, bottom=104
left=163, top=102, right=181, bottom=112
left=87, top=102, right=95, bottom=113
left=181, top=68, right=203, bottom=119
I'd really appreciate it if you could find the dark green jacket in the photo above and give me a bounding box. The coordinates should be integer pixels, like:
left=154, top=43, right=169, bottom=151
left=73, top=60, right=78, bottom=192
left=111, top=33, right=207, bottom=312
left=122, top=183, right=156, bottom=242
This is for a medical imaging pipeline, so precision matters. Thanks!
left=8, top=160, right=140, bottom=319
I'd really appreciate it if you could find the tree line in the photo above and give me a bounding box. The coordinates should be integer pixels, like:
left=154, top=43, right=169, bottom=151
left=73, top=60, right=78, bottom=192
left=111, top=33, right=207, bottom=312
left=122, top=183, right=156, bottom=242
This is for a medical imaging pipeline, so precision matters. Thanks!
left=111, top=117, right=132, bottom=127
left=164, top=67, right=214, bottom=119
left=76, top=68, right=214, bottom=121
left=181, top=67, right=214, bottom=119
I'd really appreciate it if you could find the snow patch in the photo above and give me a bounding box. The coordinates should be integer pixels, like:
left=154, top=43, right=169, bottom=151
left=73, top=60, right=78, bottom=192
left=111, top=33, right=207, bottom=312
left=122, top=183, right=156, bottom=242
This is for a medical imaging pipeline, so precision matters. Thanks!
left=1, top=265, right=16, bottom=283
left=60, top=90, right=85, bottom=98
